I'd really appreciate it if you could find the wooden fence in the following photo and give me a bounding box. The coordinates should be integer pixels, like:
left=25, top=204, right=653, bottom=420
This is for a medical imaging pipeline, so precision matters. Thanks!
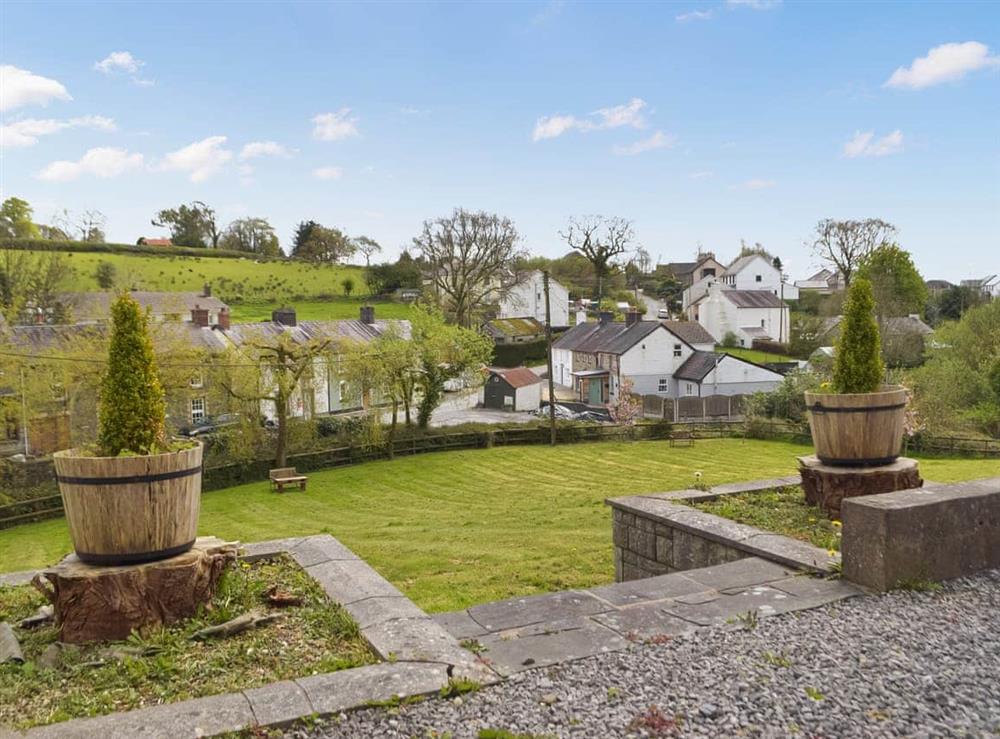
left=2, top=420, right=997, bottom=530
left=638, top=393, right=747, bottom=421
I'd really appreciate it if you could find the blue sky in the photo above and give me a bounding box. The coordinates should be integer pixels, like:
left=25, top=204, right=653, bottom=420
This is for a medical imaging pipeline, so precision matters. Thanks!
left=1, top=1, right=998, bottom=281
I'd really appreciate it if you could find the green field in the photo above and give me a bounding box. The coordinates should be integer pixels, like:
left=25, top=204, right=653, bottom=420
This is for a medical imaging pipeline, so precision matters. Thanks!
left=24, top=249, right=363, bottom=298
left=716, top=346, right=799, bottom=364
left=229, top=299, right=413, bottom=323
left=0, top=439, right=992, bottom=612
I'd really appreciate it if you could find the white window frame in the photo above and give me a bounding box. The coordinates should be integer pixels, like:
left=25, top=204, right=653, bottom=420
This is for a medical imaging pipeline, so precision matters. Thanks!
left=657, top=378, right=669, bottom=392
left=686, top=383, right=695, bottom=396
left=191, top=397, right=207, bottom=423
left=190, top=370, right=204, bottom=389
left=673, top=343, right=682, bottom=358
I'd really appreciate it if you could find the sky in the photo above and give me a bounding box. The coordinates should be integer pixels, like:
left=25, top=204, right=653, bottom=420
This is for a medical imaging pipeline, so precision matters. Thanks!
left=1, top=0, right=998, bottom=282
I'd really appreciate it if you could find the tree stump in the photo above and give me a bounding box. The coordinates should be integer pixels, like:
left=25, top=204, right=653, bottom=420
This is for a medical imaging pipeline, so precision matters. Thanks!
left=798, top=455, right=922, bottom=520
left=35, top=536, right=238, bottom=644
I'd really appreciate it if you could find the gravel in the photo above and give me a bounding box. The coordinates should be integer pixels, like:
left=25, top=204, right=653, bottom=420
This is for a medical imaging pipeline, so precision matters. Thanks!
left=295, top=569, right=1000, bottom=738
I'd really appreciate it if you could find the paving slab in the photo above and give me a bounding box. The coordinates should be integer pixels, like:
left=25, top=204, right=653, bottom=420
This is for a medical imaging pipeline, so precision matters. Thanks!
left=664, top=585, right=799, bottom=627
left=240, top=537, right=305, bottom=561
left=467, top=590, right=611, bottom=632
left=21, top=691, right=255, bottom=739
left=739, top=533, right=836, bottom=573
left=290, top=536, right=361, bottom=568
left=592, top=603, right=701, bottom=640
left=768, top=575, right=864, bottom=604
left=244, top=679, right=314, bottom=726
left=477, top=619, right=630, bottom=677
left=587, top=572, right=710, bottom=607
left=362, top=616, right=464, bottom=662
left=682, top=557, right=795, bottom=591
left=345, top=596, right=428, bottom=630
left=0, top=570, right=37, bottom=588
left=296, top=662, right=449, bottom=715
left=710, top=476, right=801, bottom=495
left=306, top=558, right=404, bottom=605
left=433, top=609, right=491, bottom=640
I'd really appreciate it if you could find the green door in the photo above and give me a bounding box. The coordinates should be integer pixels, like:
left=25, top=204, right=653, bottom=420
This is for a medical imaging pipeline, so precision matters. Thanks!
left=588, top=379, right=603, bottom=405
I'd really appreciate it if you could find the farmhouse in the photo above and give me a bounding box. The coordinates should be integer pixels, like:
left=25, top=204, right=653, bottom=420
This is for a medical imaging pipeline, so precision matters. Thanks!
left=687, top=282, right=790, bottom=346
left=481, top=367, right=543, bottom=411
left=683, top=253, right=798, bottom=312
left=496, top=270, right=570, bottom=328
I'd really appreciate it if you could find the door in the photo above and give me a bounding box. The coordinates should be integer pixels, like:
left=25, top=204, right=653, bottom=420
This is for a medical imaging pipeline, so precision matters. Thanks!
left=588, top=379, right=603, bottom=405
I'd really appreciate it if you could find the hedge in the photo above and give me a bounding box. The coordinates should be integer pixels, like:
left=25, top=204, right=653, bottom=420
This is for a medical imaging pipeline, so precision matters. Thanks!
left=492, top=339, right=550, bottom=367
left=0, top=238, right=277, bottom=261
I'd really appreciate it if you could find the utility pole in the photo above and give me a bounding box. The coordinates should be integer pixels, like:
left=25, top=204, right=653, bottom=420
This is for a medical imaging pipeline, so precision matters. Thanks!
left=543, top=270, right=557, bottom=446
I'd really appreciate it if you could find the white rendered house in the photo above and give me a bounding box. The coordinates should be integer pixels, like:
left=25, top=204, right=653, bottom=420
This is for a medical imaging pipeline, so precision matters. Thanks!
left=497, top=270, right=570, bottom=328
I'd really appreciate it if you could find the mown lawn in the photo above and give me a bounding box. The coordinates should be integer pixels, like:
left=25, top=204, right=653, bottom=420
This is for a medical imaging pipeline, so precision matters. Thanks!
left=0, top=439, right=993, bottom=612
left=229, top=299, right=413, bottom=323
left=715, top=346, right=799, bottom=364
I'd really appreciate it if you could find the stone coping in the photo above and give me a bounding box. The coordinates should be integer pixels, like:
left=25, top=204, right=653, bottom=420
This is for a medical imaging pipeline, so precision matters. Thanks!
left=3, top=535, right=497, bottom=738
left=607, top=475, right=838, bottom=575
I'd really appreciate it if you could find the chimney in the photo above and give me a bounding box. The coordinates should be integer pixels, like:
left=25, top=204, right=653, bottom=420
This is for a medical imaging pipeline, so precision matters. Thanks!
left=576, top=309, right=588, bottom=325
left=191, top=303, right=210, bottom=328
left=203, top=282, right=212, bottom=298
left=599, top=311, right=614, bottom=324
left=217, top=306, right=231, bottom=330
left=625, top=310, right=640, bottom=327
left=272, top=307, right=297, bottom=326
left=360, top=305, right=375, bottom=325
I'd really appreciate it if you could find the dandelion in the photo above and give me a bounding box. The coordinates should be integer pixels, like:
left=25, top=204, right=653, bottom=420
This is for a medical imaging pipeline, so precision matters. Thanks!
left=808, top=517, right=817, bottom=524
left=827, top=549, right=838, bottom=557
left=694, top=471, right=703, bottom=480
left=831, top=520, right=842, bottom=528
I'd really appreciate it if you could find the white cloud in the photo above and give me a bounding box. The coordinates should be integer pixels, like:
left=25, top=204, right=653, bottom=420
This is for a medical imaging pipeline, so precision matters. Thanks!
left=738, top=178, right=776, bottom=190
left=842, top=129, right=904, bottom=158
left=0, top=65, right=71, bottom=112
left=884, top=42, right=1000, bottom=90
left=531, top=0, right=565, bottom=26
left=312, top=109, right=359, bottom=141
left=676, top=9, right=714, bottom=21
left=613, top=130, right=676, bottom=156
left=312, top=166, right=343, bottom=180
left=159, top=136, right=233, bottom=182
left=239, top=141, right=293, bottom=160
left=532, top=98, right=648, bottom=141
left=727, top=0, right=781, bottom=8
left=1, top=115, right=116, bottom=149
left=37, top=147, right=143, bottom=182
left=690, top=170, right=714, bottom=179
left=93, top=51, right=153, bottom=86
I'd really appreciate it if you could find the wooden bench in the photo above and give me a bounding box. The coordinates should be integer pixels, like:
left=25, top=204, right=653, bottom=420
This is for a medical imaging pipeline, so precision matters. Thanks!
left=669, top=430, right=694, bottom=447
left=269, top=467, right=308, bottom=493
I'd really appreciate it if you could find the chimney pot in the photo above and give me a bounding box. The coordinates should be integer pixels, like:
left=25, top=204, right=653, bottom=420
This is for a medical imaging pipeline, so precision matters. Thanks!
left=203, top=283, right=212, bottom=297
left=599, top=311, right=614, bottom=324
left=217, top=307, right=231, bottom=330
left=272, top=307, right=297, bottom=327
left=626, top=310, right=640, bottom=327
left=190, top=304, right=210, bottom=328
left=360, top=305, right=376, bottom=325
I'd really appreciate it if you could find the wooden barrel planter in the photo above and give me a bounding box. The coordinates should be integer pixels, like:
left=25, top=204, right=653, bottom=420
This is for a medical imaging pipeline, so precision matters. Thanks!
left=804, top=386, right=907, bottom=467
left=52, top=442, right=203, bottom=565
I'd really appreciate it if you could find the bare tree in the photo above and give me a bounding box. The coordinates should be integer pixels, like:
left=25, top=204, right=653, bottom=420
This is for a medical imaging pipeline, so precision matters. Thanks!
left=812, top=218, right=897, bottom=287
left=76, top=210, right=107, bottom=242
left=559, top=216, right=635, bottom=299
left=412, top=208, right=524, bottom=327
left=352, top=236, right=382, bottom=267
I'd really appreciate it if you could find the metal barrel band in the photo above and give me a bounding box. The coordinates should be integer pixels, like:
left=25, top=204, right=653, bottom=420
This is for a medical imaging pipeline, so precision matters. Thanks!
left=74, top=539, right=197, bottom=566
left=809, top=402, right=906, bottom=415
left=55, top=466, right=202, bottom=486
left=817, top=455, right=900, bottom=468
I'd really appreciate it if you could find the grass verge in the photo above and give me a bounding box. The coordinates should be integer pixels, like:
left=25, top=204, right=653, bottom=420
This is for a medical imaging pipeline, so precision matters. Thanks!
left=0, top=555, right=374, bottom=730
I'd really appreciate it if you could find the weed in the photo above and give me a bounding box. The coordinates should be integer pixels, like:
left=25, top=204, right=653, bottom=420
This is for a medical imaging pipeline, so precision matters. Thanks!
left=628, top=705, right=681, bottom=736
left=762, top=651, right=793, bottom=668
left=804, top=686, right=825, bottom=701
left=460, top=639, right=487, bottom=655
left=736, top=609, right=759, bottom=630
left=607, top=686, right=621, bottom=701
left=893, top=578, right=942, bottom=593
left=439, top=677, right=481, bottom=699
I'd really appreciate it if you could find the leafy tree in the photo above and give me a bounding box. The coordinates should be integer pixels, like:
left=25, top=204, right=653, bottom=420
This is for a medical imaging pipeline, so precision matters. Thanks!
left=812, top=218, right=896, bottom=287
left=927, top=285, right=984, bottom=324
left=0, top=197, right=41, bottom=239
left=366, top=252, right=424, bottom=296
left=413, top=208, right=524, bottom=327
left=352, top=236, right=382, bottom=267
left=98, top=293, right=167, bottom=456
left=341, top=277, right=355, bottom=297
left=95, top=261, right=117, bottom=289
left=856, top=243, right=927, bottom=319
left=293, top=224, right=355, bottom=263
left=291, top=220, right=319, bottom=256
left=220, top=217, right=281, bottom=256
left=560, top=216, right=634, bottom=299
left=832, top=277, right=884, bottom=394
left=152, top=201, right=218, bottom=248
left=737, top=239, right=774, bottom=261
left=0, top=251, right=72, bottom=323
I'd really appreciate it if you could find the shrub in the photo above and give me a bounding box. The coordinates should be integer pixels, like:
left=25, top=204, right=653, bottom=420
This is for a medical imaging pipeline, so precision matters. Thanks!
left=97, top=293, right=167, bottom=455
left=94, top=260, right=116, bottom=288
left=721, top=331, right=740, bottom=348
left=832, top=278, right=883, bottom=394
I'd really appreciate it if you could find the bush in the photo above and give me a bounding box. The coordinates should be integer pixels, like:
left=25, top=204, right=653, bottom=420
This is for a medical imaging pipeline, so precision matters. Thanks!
left=833, top=278, right=883, bottom=394
left=492, top=340, right=549, bottom=367
left=721, top=331, right=740, bottom=348
left=98, top=293, right=167, bottom=455
left=94, top=260, right=116, bottom=288
left=0, top=238, right=274, bottom=261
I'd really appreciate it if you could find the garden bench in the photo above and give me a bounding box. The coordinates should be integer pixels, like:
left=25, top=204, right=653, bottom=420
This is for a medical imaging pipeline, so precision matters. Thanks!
left=670, top=430, right=694, bottom=447
left=269, top=467, right=308, bottom=493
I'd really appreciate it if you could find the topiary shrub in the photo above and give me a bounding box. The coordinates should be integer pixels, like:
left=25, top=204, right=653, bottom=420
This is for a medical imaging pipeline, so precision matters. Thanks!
left=97, top=293, right=167, bottom=456
left=832, top=277, right=884, bottom=394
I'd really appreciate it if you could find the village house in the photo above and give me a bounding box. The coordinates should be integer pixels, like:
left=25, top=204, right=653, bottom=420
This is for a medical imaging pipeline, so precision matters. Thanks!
left=820, top=314, right=933, bottom=368
left=495, top=270, right=570, bottom=327
left=59, top=286, right=230, bottom=326
left=794, top=268, right=845, bottom=294
left=551, top=313, right=778, bottom=404
left=662, top=253, right=726, bottom=288
left=687, top=282, right=790, bottom=346
left=682, top=253, right=798, bottom=312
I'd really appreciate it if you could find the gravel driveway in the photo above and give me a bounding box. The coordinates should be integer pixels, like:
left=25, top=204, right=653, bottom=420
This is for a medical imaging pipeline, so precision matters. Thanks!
left=297, top=569, right=1000, bottom=738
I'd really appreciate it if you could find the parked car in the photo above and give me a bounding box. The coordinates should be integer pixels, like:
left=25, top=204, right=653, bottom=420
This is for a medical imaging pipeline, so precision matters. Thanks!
left=657, top=308, right=670, bottom=319
left=180, top=413, right=241, bottom=438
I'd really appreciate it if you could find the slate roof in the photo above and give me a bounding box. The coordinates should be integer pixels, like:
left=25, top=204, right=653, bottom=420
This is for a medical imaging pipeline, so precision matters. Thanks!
left=925, top=279, right=954, bottom=291
left=721, top=290, right=785, bottom=308
left=674, top=350, right=722, bottom=382
left=661, top=320, right=715, bottom=346
left=664, top=261, right=698, bottom=276
left=222, top=319, right=411, bottom=348
left=740, top=326, right=773, bottom=340
left=552, top=320, right=661, bottom=355
left=60, top=291, right=228, bottom=321
left=724, top=254, right=766, bottom=275
left=820, top=315, right=932, bottom=339
left=489, top=367, right=542, bottom=388
left=8, top=322, right=230, bottom=353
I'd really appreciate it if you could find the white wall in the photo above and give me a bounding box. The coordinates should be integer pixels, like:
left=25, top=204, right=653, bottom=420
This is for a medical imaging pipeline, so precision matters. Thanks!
left=723, top=254, right=800, bottom=301
left=618, top=325, right=695, bottom=398
left=695, top=285, right=789, bottom=345
left=682, top=275, right=720, bottom=311
left=498, top=271, right=570, bottom=327
left=515, top=382, right=542, bottom=411
left=552, top=347, right=574, bottom=387
left=701, top=354, right=783, bottom=395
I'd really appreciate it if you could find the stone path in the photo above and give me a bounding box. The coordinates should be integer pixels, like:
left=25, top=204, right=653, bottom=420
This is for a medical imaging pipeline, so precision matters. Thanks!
left=433, top=557, right=861, bottom=677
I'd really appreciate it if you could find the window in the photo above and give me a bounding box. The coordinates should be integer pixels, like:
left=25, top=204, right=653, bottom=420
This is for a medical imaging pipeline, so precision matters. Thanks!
left=658, top=378, right=668, bottom=392
left=190, top=371, right=204, bottom=389
left=686, top=383, right=695, bottom=395
left=191, top=397, right=206, bottom=423
left=755, top=274, right=762, bottom=282
left=338, top=380, right=348, bottom=402
left=761, top=319, right=766, bottom=327
left=673, top=343, right=682, bottom=357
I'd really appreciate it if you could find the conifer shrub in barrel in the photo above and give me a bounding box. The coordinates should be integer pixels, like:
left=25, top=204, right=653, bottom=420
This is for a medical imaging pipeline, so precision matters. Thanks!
left=804, top=277, right=906, bottom=466
left=53, top=293, right=202, bottom=565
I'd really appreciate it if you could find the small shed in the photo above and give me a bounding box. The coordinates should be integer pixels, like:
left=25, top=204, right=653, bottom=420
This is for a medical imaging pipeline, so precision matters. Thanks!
left=481, top=367, right=543, bottom=411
